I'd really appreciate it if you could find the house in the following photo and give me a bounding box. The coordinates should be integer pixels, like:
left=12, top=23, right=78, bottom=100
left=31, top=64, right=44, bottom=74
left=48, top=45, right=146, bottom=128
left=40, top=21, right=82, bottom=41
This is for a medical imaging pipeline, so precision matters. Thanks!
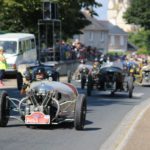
left=74, top=11, right=109, bottom=54
left=99, top=20, right=128, bottom=53
left=74, top=11, right=128, bottom=54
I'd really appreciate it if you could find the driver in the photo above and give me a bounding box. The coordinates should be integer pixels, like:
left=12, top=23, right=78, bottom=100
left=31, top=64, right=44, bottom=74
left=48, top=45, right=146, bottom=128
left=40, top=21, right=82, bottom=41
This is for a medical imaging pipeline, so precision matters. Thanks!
left=34, top=67, right=47, bottom=81
left=20, top=67, right=47, bottom=95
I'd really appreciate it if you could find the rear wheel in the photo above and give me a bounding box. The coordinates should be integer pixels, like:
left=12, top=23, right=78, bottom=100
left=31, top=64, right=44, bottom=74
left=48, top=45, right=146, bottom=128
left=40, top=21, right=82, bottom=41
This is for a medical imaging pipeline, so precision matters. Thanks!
left=0, top=91, right=10, bottom=127
left=74, top=94, right=87, bottom=130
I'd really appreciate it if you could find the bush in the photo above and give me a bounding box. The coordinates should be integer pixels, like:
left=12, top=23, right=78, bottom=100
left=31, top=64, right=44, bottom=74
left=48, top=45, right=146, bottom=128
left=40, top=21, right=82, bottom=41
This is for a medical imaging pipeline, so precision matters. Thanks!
left=136, top=48, right=150, bottom=55
left=107, top=51, right=125, bottom=56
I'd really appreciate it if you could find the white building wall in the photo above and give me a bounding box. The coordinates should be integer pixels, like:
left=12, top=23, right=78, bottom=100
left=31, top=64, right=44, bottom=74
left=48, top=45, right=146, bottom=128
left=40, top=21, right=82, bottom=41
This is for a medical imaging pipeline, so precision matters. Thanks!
left=79, top=30, right=109, bottom=54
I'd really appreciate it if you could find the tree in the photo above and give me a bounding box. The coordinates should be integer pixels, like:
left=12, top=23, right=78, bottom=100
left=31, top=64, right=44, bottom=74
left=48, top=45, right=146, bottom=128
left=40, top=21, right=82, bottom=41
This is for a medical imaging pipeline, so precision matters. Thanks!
left=124, top=0, right=150, bottom=30
left=0, top=0, right=101, bottom=38
left=124, top=0, right=150, bottom=51
left=0, top=0, right=42, bottom=33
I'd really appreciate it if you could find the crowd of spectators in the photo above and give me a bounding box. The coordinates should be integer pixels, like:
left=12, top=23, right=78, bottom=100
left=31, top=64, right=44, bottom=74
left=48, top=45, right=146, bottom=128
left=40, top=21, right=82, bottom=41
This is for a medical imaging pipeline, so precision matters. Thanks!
left=59, top=39, right=102, bottom=61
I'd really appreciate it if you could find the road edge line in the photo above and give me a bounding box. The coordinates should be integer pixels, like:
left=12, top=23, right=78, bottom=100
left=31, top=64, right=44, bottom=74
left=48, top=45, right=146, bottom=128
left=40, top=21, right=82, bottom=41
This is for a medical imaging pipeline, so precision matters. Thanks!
left=99, top=98, right=150, bottom=150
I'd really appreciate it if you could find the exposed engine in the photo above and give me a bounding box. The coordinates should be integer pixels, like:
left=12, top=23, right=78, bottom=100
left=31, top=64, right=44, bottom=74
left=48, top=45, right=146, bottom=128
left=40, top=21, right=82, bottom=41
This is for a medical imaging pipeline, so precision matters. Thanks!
left=19, top=82, right=60, bottom=121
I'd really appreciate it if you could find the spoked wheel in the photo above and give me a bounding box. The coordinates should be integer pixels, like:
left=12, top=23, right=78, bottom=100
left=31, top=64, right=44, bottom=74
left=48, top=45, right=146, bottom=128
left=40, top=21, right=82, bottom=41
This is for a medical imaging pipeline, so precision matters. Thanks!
left=74, top=94, right=87, bottom=130
left=17, top=73, right=23, bottom=90
left=87, top=74, right=93, bottom=96
left=127, top=76, right=134, bottom=98
left=81, top=75, right=86, bottom=89
left=0, top=91, right=10, bottom=127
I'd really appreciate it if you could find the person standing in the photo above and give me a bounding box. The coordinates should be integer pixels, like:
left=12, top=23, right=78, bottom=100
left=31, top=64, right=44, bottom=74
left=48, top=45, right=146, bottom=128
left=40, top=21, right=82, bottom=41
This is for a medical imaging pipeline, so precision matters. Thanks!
left=0, top=46, right=8, bottom=86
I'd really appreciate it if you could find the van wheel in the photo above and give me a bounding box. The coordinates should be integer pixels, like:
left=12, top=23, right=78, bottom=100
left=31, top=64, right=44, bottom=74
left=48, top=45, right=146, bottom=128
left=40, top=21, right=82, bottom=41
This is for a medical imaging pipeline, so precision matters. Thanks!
left=17, top=73, right=23, bottom=90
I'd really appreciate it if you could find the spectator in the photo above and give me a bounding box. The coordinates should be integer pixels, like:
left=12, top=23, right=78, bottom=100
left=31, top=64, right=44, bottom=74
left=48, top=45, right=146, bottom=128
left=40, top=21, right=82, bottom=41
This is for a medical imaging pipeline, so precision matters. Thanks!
left=0, top=46, right=8, bottom=86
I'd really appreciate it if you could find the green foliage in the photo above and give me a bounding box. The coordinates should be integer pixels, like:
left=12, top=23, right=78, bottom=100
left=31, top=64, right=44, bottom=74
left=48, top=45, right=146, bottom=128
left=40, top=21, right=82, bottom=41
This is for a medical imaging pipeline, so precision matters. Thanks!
left=107, top=51, right=125, bottom=56
left=0, top=0, right=42, bottom=35
left=124, top=0, right=150, bottom=30
left=128, top=30, right=150, bottom=53
left=136, top=47, right=150, bottom=55
left=0, top=0, right=101, bottom=39
left=124, top=0, right=150, bottom=53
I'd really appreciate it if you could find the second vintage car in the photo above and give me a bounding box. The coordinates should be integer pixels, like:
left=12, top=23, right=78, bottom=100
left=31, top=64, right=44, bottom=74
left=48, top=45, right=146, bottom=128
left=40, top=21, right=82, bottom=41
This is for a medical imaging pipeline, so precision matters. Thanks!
left=87, top=61, right=134, bottom=98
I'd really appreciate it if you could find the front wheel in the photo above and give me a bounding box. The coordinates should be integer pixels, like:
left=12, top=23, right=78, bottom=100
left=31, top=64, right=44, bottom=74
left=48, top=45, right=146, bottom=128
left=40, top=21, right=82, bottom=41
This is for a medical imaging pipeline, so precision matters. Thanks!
left=127, top=76, right=134, bottom=98
left=74, top=94, right=87, bottom=130
left=0, top=91, right=10, bottom=127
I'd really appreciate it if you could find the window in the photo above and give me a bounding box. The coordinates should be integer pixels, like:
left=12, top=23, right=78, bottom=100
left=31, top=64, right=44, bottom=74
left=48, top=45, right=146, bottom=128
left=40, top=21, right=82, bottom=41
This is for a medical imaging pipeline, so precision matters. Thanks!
left=89, top=32, right=93, bottom=41
left=25, top=40, right=31, bottom=50
left=110, top=35, right=115, bottom=46
left=120, top=36, right=124, bottom=46
left=0, top=41, right=17, bottom=54
left=22, top=41, right=26, bottom=52
left=100, top=32, right=104, bottom=41
left=19, top=41, right=23, bottom=53
left=31, top=39, right=35, bottom=49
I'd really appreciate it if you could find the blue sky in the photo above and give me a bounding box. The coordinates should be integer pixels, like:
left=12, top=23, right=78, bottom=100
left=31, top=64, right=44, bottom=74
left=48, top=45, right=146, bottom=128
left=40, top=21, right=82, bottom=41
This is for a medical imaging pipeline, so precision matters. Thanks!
left=94, top=0, right=108, bottom=20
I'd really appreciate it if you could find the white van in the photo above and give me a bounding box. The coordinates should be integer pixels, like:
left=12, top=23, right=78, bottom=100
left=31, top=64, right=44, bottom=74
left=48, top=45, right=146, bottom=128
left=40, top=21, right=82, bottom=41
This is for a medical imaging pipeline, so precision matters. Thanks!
left=0, top=33, right=37, bottom=75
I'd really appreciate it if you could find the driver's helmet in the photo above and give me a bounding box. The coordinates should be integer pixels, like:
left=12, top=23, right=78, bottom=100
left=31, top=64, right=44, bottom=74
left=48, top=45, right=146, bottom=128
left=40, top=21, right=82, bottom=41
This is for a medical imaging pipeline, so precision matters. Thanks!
left=35, top=67, right=46, bottom=80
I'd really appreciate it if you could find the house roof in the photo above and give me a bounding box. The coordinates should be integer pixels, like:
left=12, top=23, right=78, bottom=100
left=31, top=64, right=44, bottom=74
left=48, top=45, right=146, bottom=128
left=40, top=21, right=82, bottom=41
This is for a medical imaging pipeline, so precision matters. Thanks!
left=98, top=20, right=128, bottom=35
left=82, top=10, right=128, bottom=35
left=82, top=11, right=108, bottom=31
left=127, top=42, right=138, bottom=51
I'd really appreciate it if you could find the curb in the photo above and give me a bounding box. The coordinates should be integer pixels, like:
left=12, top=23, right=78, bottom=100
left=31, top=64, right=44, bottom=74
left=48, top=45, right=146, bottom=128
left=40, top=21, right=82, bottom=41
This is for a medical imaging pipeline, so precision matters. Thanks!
left=99, top=97, right=150, bottom=150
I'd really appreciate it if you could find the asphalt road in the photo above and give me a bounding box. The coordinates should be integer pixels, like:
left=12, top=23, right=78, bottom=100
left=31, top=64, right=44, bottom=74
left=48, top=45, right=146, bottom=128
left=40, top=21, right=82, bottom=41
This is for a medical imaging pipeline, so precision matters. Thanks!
left=0, top=79, right=149, bottom=150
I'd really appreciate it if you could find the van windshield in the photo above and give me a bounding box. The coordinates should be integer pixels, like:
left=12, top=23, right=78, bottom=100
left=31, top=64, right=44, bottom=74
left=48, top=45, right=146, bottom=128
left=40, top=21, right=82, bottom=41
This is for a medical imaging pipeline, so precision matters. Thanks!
left=0, top=41, right=17, bottom=54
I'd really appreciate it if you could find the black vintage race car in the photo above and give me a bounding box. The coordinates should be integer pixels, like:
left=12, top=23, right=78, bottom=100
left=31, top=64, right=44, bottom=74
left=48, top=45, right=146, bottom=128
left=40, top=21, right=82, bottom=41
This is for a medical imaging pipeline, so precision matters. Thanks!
left=87, top=62, right=134, bottom=98
left=16, top=64, right=60, bottom=91
left=0, top=80, right=87, bottom=130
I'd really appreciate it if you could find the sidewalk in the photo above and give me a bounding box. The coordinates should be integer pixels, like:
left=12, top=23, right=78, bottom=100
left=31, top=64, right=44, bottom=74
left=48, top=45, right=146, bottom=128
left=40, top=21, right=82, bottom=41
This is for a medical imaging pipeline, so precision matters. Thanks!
left=122, top=105, right=150, bottom=150
left=100, top=98, right=150, bottom=150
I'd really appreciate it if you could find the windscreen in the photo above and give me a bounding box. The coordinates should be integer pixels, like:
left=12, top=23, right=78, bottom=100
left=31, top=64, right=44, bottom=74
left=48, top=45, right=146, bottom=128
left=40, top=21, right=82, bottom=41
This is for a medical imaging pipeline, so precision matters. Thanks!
left=0, top=41, right=17, bottom=54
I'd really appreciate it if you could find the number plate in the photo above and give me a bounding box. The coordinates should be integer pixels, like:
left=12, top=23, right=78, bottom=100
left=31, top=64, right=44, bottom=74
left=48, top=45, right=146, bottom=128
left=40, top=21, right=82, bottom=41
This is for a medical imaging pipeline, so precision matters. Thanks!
left=25, top=112, right=50, bottom=125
